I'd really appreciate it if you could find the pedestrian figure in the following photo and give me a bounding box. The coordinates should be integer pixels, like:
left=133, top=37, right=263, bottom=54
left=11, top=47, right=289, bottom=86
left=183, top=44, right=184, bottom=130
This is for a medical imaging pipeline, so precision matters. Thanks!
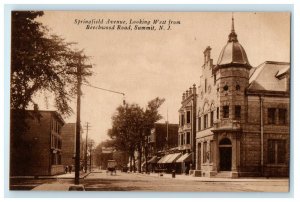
left=69, top=165, right=72, bottom=173
left=65, top=166, right=68, bottom=174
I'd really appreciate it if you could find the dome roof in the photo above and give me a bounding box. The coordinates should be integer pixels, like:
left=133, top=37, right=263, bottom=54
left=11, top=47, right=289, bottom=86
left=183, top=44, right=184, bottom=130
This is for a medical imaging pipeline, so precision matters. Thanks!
left=216, top=17, right=251, bottom=68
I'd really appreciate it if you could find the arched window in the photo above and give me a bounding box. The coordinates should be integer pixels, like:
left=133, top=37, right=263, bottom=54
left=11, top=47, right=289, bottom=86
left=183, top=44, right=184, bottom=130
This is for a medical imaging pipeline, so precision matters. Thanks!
left=219, top=138, right=231, bottom=145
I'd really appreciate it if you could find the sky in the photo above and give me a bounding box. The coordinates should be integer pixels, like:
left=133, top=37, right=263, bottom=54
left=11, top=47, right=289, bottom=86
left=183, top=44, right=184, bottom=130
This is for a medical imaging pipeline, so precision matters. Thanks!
left=34, top=11, right=290, bottom=144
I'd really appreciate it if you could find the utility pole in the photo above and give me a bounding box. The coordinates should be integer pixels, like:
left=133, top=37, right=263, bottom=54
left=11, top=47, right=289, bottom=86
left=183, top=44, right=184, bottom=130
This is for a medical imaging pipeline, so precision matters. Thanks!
left=74, top=59, right=82, bottom=185
left=70, top=54, right=92, bottom=185
left=85, top=122, right=90, bottom=173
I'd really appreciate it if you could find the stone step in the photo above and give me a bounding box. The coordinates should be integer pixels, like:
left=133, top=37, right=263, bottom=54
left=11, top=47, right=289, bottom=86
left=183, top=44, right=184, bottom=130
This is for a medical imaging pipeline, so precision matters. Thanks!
left=213, top=171, right=232, bottom=178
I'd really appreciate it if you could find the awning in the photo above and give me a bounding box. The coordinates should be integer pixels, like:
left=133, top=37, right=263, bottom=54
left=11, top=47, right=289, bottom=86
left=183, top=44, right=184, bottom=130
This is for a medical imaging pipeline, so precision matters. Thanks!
left=148, top=156, right=158, bottom=164
left=176, top=153, right=192, bottom=163
left=165, top=153, right=182, bottom=163
left=157, top=154, right=171, bottom=164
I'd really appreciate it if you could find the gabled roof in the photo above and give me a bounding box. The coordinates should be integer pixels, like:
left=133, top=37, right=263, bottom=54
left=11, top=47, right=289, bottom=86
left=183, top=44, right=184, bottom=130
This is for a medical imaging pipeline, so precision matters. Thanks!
left=248, top=61, right=290, bottom=92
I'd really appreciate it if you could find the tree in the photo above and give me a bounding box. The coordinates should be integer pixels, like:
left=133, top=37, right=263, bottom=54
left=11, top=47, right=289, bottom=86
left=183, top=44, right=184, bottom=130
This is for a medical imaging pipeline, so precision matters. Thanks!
left=108, top=103, right=144, bottom=172
left=11, top=11, right=92, bottom=138
left=108, top=97, right=165, bottom=173
left=11, top=11, right=92, bottom=116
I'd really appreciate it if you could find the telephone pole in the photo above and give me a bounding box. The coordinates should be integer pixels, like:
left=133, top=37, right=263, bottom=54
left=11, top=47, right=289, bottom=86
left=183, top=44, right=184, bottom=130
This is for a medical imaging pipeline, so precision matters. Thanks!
left=70, top=54, right=92, bottom=185
left=74, top=60, right=82, bottom=185
left=85, top=122, right=90, bottom=173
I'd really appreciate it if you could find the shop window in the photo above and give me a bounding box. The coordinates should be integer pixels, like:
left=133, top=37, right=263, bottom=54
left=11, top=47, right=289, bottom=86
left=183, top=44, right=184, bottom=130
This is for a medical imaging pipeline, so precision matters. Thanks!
left=268, top=139, right=286, bottom=164
left=235, top=105, right=241, bottom=119
left=210, top=111, right=214, bottom=127
left=223, top=106, right=229, bottom=118
left=268, top=108, right=276, bottom=124
left=186, top=111, right=191, bottom=124
left=278, top=108, right=287, bottom=124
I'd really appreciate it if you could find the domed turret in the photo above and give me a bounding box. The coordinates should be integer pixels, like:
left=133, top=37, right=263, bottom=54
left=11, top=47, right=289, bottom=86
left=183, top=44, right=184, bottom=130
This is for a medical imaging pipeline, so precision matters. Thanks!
left=217, top=17, right=251, bottom=68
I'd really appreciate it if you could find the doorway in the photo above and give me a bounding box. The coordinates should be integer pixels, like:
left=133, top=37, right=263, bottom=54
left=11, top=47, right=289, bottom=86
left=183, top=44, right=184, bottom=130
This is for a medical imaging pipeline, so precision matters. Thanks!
left=219, top=138, right=232, bottom=171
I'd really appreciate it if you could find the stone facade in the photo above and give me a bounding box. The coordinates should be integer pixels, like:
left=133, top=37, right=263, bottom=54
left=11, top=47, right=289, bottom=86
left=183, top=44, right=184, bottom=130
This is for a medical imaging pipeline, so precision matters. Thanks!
left=194, top=19, right=290, bottom=178
left=10, top=110, right=65, bottom=176
left=178, top=84, right=197, bottom=167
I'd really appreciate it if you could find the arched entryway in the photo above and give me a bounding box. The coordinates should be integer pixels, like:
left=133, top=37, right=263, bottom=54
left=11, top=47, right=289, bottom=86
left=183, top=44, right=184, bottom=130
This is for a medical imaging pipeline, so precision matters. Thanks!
left=219, top=138, right=232, bottom=171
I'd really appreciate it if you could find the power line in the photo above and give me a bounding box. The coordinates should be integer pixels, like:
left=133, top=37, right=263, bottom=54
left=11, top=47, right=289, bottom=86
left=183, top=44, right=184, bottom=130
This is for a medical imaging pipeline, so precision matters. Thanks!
left=82, top=83, right=125, bottom=96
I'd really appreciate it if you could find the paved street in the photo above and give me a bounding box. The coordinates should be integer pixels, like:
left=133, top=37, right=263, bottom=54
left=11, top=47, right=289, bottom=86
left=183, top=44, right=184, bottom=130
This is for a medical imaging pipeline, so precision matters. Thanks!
left=82, top=171, right=289, bottom=192
left=10, top=170, right=289, bottom=192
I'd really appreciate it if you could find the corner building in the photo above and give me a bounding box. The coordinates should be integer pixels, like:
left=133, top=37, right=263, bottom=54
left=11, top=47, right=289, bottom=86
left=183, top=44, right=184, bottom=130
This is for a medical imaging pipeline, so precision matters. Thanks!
left=195, top=18, right=290, bottom=178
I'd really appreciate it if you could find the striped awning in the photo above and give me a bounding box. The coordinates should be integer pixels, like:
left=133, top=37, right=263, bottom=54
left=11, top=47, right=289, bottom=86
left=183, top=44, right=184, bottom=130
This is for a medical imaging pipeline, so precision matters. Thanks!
left=157, top=154, right=171, bottom=164
left=176, top=153, right=192, bottom=163
left=165, top=153, right=182, bottom=163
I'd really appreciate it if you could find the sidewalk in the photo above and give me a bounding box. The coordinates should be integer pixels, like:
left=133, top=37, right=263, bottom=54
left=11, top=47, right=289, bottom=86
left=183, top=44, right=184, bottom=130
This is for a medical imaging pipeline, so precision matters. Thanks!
left=10, top=171, right=91, bottom=180
left=143, top=172, right=289, bottom=182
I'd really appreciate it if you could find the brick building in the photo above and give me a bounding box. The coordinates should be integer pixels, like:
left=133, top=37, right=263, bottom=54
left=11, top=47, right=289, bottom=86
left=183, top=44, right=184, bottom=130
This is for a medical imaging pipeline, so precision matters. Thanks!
left=10, top=109, right=65, bottom=176
left=146, top=123, right=179, bottom=171
left=194, top=18, right=290, bottom=178
left=61, top=123, right=76, bottom=169
left=177, top=84, right=197, bottom=173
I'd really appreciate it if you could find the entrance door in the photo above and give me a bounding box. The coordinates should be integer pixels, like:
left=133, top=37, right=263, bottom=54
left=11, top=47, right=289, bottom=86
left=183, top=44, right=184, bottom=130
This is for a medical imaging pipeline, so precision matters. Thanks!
left=219, top=138, right=232, bottom=171
left=219, top=147, right=232, bottom=171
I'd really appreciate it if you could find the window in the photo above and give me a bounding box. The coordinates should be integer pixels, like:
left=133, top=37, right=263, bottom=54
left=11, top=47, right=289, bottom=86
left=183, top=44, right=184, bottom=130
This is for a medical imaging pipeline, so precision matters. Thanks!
left=203, top=142, right=207, bottom=163
left=205, top=79, right=207, bottom=93
left=210, top=111, right=214, bottom=127
left=183, top=133, right=186, bottom=145
left=223, top=106, right=229, bottom=118
left=214, top=74, right=216, bottom=85
left=186, top=111, right=191, bottom=124
left=223, top=85, right=229, bottom=91
left=217, top=107, right=219, bottom=119
left=181, top=114, right=184, bottom=126
left=209, top=141, right=214, bottom=163
left=268, top=108, right=276, bottom=124
left=236, top=84, right=240, bottom=91
left=186, top=132, right=190, bottom=144
left=235, top=105, right=241, bottom=119
left=268, top=139, right=286, bottom=164
left=181, top=133, right=184, bottom=145
left=198, top=117, right=201, bottom=131
left=278, top=108, right=287, bottom=124
left=204, top=114, right=208, bottom=129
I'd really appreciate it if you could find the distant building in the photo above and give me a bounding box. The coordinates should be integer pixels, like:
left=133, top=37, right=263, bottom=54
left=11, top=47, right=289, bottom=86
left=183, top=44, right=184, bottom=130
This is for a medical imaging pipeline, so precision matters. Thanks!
left=61, top=123, right=76, bottom=168
left=148, top=122, right=179, bottom=156
left=178, top=84, right=197, bottom=171
left=146, top=123, right=179, bottom=172
left=194, top=18, right=290, bottom=178
left=10, top=109, right=65, bottom=176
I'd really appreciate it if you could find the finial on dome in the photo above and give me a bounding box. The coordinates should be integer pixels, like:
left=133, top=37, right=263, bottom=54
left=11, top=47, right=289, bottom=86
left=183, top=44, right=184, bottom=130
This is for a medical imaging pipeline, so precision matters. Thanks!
left=228, top=13, right=238, bottom=42
left=231, top=12, right=235, bottom=32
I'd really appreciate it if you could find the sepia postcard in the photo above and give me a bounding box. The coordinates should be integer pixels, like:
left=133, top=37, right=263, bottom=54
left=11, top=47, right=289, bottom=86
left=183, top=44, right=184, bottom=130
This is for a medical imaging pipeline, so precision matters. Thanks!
left=9, top=11, right=291, bottom=193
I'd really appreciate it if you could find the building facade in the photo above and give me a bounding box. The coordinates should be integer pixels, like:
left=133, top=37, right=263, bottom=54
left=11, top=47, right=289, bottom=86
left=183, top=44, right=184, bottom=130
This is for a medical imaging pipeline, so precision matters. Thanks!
left=195, top=18, right=290, bottom=178
left=61, top=123, right=76, bottom=168
left=177, top=84, right=197, bottom=172
left=10, top=109, right=65, bottom=176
